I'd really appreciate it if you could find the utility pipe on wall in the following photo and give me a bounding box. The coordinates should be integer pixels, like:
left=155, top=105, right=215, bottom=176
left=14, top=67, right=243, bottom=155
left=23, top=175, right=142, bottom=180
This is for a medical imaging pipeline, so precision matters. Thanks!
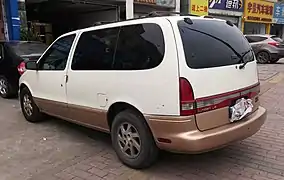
left=126, top=0, right=133, bottom=19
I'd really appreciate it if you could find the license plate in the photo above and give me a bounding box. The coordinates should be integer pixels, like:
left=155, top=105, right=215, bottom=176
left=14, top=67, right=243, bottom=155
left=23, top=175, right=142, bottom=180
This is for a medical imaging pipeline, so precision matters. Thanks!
left=229, top=98, right=253, bottom=123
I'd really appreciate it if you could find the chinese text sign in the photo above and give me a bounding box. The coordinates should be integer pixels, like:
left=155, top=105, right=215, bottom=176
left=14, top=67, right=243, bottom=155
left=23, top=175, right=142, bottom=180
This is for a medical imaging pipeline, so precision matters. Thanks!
left=191, top=0, right=209, bottom=16
left=244, top=0, right=274, bottom=23
left=209, top=0, right=243, bottom=12
left=273, top=3, right=284, bottom=24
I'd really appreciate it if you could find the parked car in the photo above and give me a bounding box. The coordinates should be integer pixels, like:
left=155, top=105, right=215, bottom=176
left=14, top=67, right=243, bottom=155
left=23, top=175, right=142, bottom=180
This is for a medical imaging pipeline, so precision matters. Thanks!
left=244, top=34, right=284, bottom=64
left=19, top=15, right=267, bottom=169
left=0, top=41, right=47, bottom=98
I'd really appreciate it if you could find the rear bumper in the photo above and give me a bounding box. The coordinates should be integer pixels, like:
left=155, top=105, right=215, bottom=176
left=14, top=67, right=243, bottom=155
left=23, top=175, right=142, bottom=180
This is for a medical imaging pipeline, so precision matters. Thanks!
left=271, top=53, right=284, bottom=61
left=147, top=106, right=267, bottom=153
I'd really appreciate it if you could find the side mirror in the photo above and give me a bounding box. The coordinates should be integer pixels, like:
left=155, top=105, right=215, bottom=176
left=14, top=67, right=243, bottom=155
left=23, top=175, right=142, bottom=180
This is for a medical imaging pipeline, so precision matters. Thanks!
left=25, top=61, right=38, bottom=70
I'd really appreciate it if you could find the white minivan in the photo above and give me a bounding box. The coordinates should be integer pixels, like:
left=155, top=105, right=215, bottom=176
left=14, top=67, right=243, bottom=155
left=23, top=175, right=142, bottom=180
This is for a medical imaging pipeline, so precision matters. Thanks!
left=19, top=14, right=267, bottom=169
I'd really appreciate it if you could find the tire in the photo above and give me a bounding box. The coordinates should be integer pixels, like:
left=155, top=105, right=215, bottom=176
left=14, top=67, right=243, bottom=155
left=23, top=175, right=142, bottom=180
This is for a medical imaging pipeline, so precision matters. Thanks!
left=0, top=76, right=16, bottom=98
left=111, top=109, right=158, bottom=169
left=256, top=51, right=270, bottom=64
left=20, top=87, right=44, bottom=123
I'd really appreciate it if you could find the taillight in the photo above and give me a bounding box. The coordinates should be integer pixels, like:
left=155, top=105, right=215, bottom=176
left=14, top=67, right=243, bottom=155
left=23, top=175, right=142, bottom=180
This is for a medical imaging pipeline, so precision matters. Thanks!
left=17, top=61, right=26, bottom=75
left=195, top=83, right=260, bottom=114
left=179, top=79, right=260, bottom=116
left=268, top=42, right=280, bottom=47
left=179, top=77, right=196, bottom=116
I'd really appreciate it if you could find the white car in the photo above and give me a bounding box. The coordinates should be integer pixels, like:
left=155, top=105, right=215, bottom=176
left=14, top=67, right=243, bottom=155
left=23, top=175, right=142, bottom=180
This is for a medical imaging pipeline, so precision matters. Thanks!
left=19, top=14, right=267, bottom=169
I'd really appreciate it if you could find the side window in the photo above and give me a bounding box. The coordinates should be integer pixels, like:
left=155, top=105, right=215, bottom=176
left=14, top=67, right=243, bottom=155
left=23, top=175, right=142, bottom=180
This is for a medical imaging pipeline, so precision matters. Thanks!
left=71, top=27, right=119, bottom=70
left=245, top=36, right=253, bottom=43
left=180, top=28, right=238, bottom=69
left=247, top=36, right=267, bottom=43
left=114, top=23, right=165, bottom=70
left=39, top=35, right=75, bottom=70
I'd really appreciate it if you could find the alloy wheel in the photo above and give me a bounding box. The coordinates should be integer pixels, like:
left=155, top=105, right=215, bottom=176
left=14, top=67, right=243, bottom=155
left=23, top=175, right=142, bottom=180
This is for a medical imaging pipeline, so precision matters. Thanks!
left=117, top=122, right=141, bottom=159
left=257, top=52, right=269, bottom=63
left=23, top=94, right=33, bottom=116
left=0, top=79, right=7, bottom=95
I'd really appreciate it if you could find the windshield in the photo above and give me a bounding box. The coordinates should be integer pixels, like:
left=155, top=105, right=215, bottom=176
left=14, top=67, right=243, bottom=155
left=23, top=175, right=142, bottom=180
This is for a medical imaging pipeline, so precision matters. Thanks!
left=178, top=19, right=254, bottom=69
left=7, top=41, right=48, bottom=56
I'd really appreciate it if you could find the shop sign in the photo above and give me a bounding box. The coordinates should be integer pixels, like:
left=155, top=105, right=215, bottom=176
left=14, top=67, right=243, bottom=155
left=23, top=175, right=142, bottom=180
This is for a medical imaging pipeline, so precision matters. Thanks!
left=190, top=0, right=209, bottom=16
left=209, top=0, right=243, bottom=12
left=134, top=0, right=176, bottom=8
left=273, top=3, right=284, bottom=24
left=244, top=0, right=274, bottom=23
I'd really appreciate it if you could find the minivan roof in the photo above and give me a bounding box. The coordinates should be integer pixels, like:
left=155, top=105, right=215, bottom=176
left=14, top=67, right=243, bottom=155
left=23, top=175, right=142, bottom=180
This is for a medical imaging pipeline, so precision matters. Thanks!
left=59, top=15, right=227, bottom=38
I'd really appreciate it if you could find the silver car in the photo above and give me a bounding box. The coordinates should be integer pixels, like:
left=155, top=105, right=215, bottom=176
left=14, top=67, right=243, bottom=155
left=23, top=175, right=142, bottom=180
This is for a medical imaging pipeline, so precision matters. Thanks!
left=244, top=34, right=284, bottom=64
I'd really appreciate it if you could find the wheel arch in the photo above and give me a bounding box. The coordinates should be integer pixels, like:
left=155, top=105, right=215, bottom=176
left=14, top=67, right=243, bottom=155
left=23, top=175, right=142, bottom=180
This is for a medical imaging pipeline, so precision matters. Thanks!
left=19, top=82, right=33, bottom=95
left=107, top=101, right=149, bottom=130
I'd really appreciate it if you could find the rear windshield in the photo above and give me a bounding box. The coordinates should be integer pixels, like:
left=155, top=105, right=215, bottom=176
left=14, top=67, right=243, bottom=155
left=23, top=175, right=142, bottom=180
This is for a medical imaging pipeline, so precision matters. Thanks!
left=7, top=41, right=48, bottom=56
left=178, top=19, right=254, bottom=69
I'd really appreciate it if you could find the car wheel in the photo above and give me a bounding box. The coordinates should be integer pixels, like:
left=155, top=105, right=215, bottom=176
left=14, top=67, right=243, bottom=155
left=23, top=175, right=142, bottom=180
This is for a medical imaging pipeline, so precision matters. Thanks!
left=0, top=76, right=15, bottom=98
left=111, top=109, right=158, bottom=169
left=257, top=51, right=270, bottom=64
left=20, top=87, right=44, bottom=123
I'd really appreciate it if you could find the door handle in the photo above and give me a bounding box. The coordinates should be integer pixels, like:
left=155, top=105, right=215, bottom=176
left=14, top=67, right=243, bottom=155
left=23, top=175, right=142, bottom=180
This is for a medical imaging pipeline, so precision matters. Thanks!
left=65, top=75, right=69, bottom=83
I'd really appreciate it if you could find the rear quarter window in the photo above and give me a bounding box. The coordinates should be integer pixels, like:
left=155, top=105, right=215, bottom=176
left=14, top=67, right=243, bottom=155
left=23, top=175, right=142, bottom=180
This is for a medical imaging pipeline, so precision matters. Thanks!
left=271, top=36, right=283, bottom=43
left=245, top=36, right=267, bottom=43
left=178, top=19, right=254, bottom=69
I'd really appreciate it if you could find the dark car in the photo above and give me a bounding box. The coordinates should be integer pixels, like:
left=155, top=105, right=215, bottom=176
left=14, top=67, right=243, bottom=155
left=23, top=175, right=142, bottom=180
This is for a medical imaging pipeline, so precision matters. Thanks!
left=244, top=34, right=284, bottom=64
left=0, top=41, right=48, bottom=98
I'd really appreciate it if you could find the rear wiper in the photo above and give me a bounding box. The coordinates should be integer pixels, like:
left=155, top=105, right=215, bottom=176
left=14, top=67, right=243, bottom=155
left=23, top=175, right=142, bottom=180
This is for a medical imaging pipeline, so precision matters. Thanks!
left=239, top=49, right=252, bottom=69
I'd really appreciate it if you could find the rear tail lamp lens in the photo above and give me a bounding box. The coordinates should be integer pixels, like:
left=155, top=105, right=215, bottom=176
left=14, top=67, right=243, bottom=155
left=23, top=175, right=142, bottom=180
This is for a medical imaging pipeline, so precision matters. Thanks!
left=268, top=42, right=280, bottom=47
left=179, top=77, right=196, bottom=116
left=17, top=61, right=26, bottom=75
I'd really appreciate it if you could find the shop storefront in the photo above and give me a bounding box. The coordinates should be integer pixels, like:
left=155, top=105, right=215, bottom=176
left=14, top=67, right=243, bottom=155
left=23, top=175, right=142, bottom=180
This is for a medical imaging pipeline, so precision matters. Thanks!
left=243, top=0, right=274, bottom=35
left=271, top=2, right=284, bottom=38
left=25, top=0, right=177, bottom=41
left=208, top=0, right=243, bottom=29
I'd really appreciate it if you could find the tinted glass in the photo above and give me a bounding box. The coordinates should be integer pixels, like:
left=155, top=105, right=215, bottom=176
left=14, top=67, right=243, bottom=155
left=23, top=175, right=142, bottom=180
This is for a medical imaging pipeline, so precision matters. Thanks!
left=114, top=23, right=164, bottom=70
left=245, top=36, right=267, bottom=43
left=8, top=41, right=48, bottom=56
left=178, top=19, right=254, bottom=69
left=271, top=36, right=283, bottom=43
left=71, top=27, right=119, bottom=70
left=39, top=35, right=75, bottom=70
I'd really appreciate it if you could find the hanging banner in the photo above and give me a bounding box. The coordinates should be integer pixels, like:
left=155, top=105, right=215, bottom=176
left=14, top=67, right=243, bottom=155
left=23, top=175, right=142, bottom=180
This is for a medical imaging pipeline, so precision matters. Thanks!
left=190, top=0, right=209, bottom=16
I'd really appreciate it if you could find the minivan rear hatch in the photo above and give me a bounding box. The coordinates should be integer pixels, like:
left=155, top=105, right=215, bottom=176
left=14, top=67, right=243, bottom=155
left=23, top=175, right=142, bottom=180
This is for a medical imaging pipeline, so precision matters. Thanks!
left=176, top=18, right=260, bottom=131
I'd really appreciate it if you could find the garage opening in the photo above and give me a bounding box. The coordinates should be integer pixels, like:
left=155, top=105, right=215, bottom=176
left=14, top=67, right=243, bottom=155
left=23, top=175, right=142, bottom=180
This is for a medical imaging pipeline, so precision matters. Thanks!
left=25, top=0, right=121, bottom=44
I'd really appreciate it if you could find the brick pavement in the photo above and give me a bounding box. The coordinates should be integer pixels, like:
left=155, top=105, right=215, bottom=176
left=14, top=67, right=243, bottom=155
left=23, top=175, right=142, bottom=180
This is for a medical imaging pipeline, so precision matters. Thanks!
left=27, top=65, right=284, bottom=180
left=1, top=63, right=284, bottom=180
